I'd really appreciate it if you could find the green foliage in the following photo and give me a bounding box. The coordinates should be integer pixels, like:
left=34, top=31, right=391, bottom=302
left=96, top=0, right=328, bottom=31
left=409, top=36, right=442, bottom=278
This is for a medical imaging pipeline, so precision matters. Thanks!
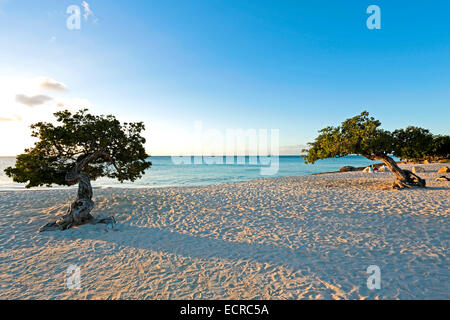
left=303, top=111, right=394, bottom=163
left=430, top=135, right=450, bottom=160
left=303, top=111, right=449, bottom=164
left=392, top=127, right=434, bottom=161
left=5, top=109, right=152, bottom=188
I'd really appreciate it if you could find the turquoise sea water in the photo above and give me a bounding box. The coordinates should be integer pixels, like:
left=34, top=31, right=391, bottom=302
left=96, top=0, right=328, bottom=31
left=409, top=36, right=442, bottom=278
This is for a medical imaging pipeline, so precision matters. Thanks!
left=0, top=155, right=386, bottom=190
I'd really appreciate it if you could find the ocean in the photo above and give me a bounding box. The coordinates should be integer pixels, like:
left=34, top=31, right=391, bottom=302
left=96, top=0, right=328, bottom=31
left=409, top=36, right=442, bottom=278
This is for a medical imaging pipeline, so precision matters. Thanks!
left=0, top=155, right=385, bottom=190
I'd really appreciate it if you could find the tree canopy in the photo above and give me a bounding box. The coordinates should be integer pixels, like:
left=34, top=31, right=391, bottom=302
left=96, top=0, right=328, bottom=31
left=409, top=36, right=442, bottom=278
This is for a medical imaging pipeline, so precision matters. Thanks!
left=303, top=111, right=395, bottom=163
left=5, top=109, right=152, bottom=188
left=430, top=135, right=450, bottom=160
left=392, top=126, right=434, bottom=162
left=303, top=111, right=449, bottom=164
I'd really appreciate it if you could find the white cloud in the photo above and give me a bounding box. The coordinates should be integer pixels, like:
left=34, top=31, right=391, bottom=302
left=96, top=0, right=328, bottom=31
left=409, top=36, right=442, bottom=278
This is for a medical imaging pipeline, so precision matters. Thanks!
left=82, top=1, right=93, bottom=21
left=0, top=75, right=97, bottom=155
left=15, top=94, right=53, bottom=107
left=38, top=77, right=67, bottom=92
left=0, top=115, right=22, bottom=122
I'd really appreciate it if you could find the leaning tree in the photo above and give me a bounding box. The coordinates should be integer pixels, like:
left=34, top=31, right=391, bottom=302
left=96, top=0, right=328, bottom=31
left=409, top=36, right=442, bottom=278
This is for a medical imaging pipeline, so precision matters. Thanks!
left=5, top=109, right=152, bottom=231
left=303, top=111, right=426, bottom=189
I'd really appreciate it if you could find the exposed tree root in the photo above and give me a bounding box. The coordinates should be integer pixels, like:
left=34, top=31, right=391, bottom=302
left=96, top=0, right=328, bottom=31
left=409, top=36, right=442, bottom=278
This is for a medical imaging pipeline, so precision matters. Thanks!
left=39, top=199, right=116, bottom=232
left=39, top=152, right=116, bottom=232
left=392, top=170, right=426, bottom=189
left=363, top=155, right=427, bottom=190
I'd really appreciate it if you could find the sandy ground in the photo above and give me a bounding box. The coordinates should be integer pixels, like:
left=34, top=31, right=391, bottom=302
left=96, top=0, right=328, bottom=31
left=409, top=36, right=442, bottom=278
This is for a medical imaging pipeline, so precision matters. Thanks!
left=0, top=163, right=448, bottom=300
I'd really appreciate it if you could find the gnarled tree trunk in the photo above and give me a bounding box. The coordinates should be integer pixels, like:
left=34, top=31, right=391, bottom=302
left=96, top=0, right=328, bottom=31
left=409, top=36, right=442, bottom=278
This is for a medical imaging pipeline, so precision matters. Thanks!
left=364, top=154, right=426, bottom=189
left=39, top=152, right=115, bottom=232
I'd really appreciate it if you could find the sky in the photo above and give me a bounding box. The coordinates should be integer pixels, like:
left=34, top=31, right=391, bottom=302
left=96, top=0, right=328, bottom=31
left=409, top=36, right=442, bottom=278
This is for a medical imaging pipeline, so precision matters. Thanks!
left=0, top=0, right=449, bottom=156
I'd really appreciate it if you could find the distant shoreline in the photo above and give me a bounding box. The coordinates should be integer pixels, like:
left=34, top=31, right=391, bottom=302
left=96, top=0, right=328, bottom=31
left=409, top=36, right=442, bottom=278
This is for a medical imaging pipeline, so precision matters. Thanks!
left=312, top=159, right=449, bottom=176
left=312, top=162, right=386, bottom=175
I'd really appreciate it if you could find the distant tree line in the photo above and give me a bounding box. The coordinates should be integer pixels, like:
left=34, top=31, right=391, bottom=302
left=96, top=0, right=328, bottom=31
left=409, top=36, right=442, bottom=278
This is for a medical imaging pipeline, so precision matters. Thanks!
left=392, top=127, right=449, bottom=162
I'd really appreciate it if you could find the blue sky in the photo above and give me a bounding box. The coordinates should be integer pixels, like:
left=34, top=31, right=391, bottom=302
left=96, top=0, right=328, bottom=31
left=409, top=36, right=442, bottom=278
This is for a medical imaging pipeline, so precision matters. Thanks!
left=0, top=0, right=449, bottom=155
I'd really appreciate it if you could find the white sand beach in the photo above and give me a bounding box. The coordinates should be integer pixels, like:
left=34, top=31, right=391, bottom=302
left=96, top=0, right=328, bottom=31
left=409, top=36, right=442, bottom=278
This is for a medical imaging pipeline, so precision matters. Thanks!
left=0, top=163, right=448, bottom=300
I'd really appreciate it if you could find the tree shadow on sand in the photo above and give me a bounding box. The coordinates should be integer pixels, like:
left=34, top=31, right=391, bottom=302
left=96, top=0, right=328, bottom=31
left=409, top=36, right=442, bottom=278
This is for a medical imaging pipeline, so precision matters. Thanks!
left=82, top=225, right=306, bottom=269
left=44, top=223, right=448, bottom=299
left=425, top=186, right=450, bottom=191
left=72, top=225, right=381, bottom=291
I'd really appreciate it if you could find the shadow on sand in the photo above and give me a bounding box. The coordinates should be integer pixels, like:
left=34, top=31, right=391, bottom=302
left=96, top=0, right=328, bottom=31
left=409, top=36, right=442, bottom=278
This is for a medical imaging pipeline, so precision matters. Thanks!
left=81, top=225, right=307, bottom=269
left=71, top=224, right=378, bottom=290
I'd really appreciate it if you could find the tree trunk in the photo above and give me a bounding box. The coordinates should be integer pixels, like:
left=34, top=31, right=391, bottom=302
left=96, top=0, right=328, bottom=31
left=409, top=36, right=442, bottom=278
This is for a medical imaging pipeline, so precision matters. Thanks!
left=364, top=154, right=426, bottom=189
left=39, top=152, right=116, bottom=232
